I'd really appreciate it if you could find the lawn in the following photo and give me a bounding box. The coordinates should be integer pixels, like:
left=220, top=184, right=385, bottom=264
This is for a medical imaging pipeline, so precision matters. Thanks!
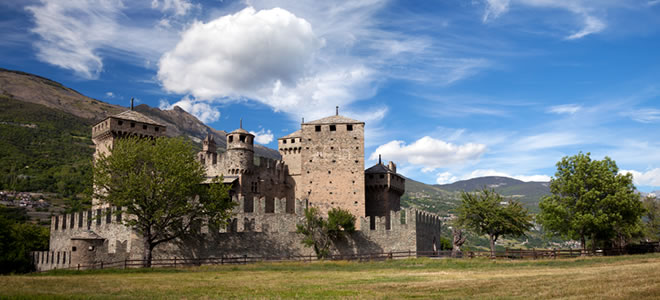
left=2, top=254, right=660, bottom=299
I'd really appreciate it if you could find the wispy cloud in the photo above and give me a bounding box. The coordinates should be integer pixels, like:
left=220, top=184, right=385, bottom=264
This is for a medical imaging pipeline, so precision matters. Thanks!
left=548, top=104, right=582, bottom=114
left=627, top=108, right=660, bottom=123
left=250, top=129, right=275, bottom=144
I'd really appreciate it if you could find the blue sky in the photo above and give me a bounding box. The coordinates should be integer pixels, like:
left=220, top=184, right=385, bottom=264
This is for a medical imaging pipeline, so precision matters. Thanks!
left=2, top=0, right=660, bottom=191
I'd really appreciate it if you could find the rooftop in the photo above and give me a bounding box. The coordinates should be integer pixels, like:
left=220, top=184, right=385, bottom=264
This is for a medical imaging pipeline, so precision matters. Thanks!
left=107, top=110, right=163, bottom=126
left=303, top=115, right=363, bottom=125
left=280, top=129, right=302, bottom=139
left=365, top=163, right=395, bottom=174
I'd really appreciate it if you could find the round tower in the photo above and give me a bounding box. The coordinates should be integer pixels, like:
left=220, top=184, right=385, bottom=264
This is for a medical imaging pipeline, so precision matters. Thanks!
left=225, top=121, right=254, bottom=174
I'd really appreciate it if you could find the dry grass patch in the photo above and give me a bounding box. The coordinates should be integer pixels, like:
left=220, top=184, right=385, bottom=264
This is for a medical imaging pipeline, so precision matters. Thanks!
left=3, top=254, right=660, bottom=299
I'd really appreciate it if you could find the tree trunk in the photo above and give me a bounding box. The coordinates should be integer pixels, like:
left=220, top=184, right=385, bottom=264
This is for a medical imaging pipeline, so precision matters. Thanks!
left=580, top=234, right=586, bottom=256
left=489, top=235, right=496, bottom=258
left=452, top=228, right=466, bottom=258
left=143, top=238, right=152, bottom=268
left=591, top=233, right=597, bottom=255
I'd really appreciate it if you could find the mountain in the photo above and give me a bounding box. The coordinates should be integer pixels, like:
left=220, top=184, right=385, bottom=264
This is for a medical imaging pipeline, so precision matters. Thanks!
left=403, top=176, right=551, bottom=214
left=0, top=68, right=280, bottom=159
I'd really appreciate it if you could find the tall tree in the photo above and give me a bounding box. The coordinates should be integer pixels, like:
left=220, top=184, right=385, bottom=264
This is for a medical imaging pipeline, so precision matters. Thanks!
left=538, top=152, right=644, bottom=252
left=642, top=195, right=660, bottom=241
left=296, top=207, right=356, bottom=259
left=457, top=188, right=533, bottom=258
left=93, top=136, right=234, bottom=267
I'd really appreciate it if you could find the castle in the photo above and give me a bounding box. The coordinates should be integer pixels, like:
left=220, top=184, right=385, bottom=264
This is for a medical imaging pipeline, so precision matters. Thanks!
left=33, top=107, right=441, bottom=271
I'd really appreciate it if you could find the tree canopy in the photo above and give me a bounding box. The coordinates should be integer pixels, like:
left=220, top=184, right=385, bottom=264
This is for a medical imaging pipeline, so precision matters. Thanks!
left=537, top=152, right=644, bottom=251
left=457, top=188, right=533, bottom=257
left=296, top=207, right=356, bottom=259
left=0, top=205, right=49, bottom=273
left=93, top=136, right=234, bottom=266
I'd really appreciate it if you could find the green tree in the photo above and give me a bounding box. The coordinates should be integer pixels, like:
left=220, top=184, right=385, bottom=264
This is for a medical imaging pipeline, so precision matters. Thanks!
left=457, top=188, right=533, bottom=258
left=642, top=195, right=660, bottom=241
left=93, top=136, right=234, bottom=267
left=538, top=152, right=644, bottom=252
left=0, top=205, right=49, bottom=274
left=296, top=207, right=356, bottom=259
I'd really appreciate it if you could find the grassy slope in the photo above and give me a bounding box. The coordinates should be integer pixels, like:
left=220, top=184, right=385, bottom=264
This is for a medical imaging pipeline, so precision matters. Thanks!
left=0, top=95, right=94, bottom=196
left=4, top=254, right=660, bottom=299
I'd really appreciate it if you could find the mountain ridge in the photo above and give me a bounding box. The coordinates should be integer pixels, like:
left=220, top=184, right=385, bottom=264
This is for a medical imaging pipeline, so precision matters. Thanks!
left=0, top=68, right=280, bottom=159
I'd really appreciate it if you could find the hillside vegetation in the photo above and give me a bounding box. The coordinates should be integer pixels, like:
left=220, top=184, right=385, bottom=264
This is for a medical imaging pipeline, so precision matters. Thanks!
left=3, top=254, right=660, bottom=299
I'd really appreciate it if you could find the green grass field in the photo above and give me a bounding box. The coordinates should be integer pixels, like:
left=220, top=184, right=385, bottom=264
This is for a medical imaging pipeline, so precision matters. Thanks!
left=3, top=254, right=660, bottom=299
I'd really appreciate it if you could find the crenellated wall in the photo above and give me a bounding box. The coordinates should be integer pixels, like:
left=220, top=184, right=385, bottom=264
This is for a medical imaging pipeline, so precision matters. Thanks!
left=35, top=197, right=442, bottom=270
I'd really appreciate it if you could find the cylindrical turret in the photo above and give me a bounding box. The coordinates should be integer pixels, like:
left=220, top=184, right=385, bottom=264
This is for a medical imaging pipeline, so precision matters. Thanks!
left=225, top=124, right=254, bottom=174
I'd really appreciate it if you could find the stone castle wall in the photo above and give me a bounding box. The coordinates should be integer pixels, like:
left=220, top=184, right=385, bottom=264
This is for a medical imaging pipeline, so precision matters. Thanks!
left=34, top=196, right=442, bottom=270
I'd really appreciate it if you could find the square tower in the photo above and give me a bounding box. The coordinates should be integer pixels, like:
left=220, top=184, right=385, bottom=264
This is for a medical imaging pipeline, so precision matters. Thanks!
left=299, top=114, right=365, bottom=218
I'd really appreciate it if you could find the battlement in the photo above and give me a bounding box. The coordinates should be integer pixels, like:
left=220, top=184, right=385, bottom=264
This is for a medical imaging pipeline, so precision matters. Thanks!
left=50, top=207, right=124, bottom=232
left=359, top=208, right=442, bottom=232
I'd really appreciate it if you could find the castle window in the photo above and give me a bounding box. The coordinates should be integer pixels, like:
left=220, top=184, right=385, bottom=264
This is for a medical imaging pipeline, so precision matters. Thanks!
left=329, top=181, right=332, bottom=184
left=354, top=137, right=357, bottom=140
left=356, top=147, right=359, bottom=150
left=155, top=127, right=159, bottom=132
left=310, top=181, right=312, bottom=184
left=118, top=120, right=123, bottom=126
left=307, top=171, right=310, bottom=174
left=308, top=138, right=311, bottom=141
left=347, top=124, right=353, bottom=131
left=380, top=174, right=385, bottom=179
left=315, top=125, right=321, bottom=132
left=229, top=136, right=233, bottom=143
left=283, top=139, right=287, bottom=144
left=290, top=139, right=295, bottom=143
left=328, top=170, right=331, bottom=174
left=329, top=192, right=333, bottom=194
left=306, top=147, right=309, bottom=149
left=72, top=246, right=77, bottom=252
left=143, top=125, right=147, bottom=130
left=309, top=160, right=312, bottom=162
left=239, top=135, right=246, bottom=142
left=330, top=147, right=334, bottom=150
left=130, top=122, right=135, bottom=128
left=355, top=160, right=358, bottom=163
left=332, top=160, right=336, bottom=163
left=368, top=175, right=373, bottom=179
left=330, top=125, right=336, bottom=131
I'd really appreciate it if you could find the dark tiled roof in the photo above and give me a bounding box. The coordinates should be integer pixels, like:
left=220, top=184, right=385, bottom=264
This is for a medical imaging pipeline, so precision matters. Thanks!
left=110, top=110, right=163, bottom=126
left=365, top=163, right=394, bottom=174
left=304, top=115, right=363, bottom=125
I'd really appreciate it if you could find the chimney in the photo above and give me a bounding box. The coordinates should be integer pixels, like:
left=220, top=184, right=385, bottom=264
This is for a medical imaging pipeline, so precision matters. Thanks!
left=378, top=154, right=381, bottom=165
left=336, top=106, right=339, bottom=116
left=240, top=118, right=243, bottom=129
left=130, top=98, right=134, bottom=110
left=388, top=161, right=396, bottom=173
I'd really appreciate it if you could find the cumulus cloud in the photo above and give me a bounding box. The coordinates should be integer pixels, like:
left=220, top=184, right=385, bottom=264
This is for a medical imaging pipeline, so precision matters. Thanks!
left=158, top=7, right=323, bottom=99
left=105, top=92, right=115, bottom=98
left=620, top=168, right=660, bottom=187
left=159, top=96, right=221, bottom=123
left=436, top=172, right=459, bottom=184
left=249, top=129, right=275, bottom=144
left=548, top=104, right=581, bottom=114
left=369, top=136, right=487, bottom=171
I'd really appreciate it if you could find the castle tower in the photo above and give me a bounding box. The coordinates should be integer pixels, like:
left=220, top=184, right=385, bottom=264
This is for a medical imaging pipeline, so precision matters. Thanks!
left=198, top=134, right=217, bottom=166
left=298, top=108, right=365, bottom=219
left=224, top=121, right=254, bottom=175
left=365, top=155, right=405, bottom=220
left=91, top=109, right=166, bottom=206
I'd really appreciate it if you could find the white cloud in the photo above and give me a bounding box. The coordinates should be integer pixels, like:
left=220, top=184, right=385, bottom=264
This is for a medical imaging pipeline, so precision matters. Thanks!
left=249, top=129, right=275, bottom=144
left=513, top=132, right=582, bottom=151
left=481, top=0, right=608, bottom=39
left=436, top=172, right=459, bottom=184
left=370, top=136, right=487, bottom=171
left=26, top=0, right=181, bottom=79
left=151, top=0, right=193, bottom=16
left=548, top=104, right=581, bottom=114
left=483, top=0, right=510, bottom=22
left=620, top=168, right=660, bottom=187
left=628, top=108, right=660, bottom=123
left=105, top=92, right=115, bottom=98
left=159, top=96, right=221, bottom=123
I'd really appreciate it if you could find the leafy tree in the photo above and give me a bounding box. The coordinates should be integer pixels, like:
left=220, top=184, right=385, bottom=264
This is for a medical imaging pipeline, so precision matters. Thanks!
left=538, top=152, right=644, bottom=252
left=296, top=207, right=356, bottom=259
left=0, top=205, right=49, bottom=274
left=93, top=136, right=234, bottom=267
left=457, top=188, right=533, bottom=257
left=642, top=195, right=660, bottom=241
left=451, top=226, right=467, bottom=258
